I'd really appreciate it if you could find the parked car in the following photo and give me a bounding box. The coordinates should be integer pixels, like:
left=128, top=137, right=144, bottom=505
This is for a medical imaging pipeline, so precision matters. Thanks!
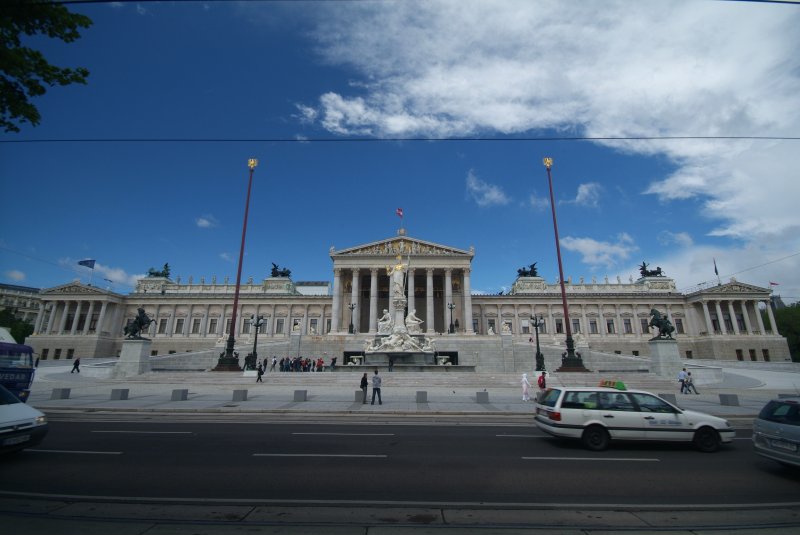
left=0, top=384, right=48, bottom=454
left=752, top=397, right=800, bottom=468
left=534, top=384, right=735, bottom=452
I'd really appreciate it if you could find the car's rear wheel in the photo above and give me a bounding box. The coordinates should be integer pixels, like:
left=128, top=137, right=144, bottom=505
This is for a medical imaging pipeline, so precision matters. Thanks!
left=693, top=427, right=721, bottom=453
left=581, top=425, right=610, bottom=451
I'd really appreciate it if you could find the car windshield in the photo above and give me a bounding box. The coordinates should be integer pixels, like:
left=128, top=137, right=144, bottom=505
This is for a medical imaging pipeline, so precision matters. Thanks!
left=759, top=400, right=800, bottom=426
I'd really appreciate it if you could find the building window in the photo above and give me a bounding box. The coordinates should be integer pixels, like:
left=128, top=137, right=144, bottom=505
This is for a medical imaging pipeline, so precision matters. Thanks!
left=762, top=349, right=770, bottom=362
left=606, top=319, right=615, bottom=334
left=175, top=318, right=184, bottom=335
left=640, top=318, right=649, bottom=334
left=41, top=348, right=49, bottom=360
left=89, top=314, right=98, bottom=332
left=326, top=319, right=331, bottom=333
left=67, top=349, right=74, bottom=359
left=736, top=349, right=744, bottom=361
left=572, top=319, right=581, bottom=333
left=292, top=318, right=302, bottom=332
left=521, top=319, right=530, bottom=334
left=675, top=318, right=684, bottom=334
left=538, top=320, right=547, bottom=334
left=225, top=318, right=231, bottom=334
left=242, top=321, right=250, bottom=334
left=736, top=314, right=745, bottom=331
left=555, top=319, right=563, bottom=334
left=685, top=350, right=693, bottom=359
left=276, top=318, right=285, bottom=334
left=158, top=318, right=168, bottom=334
left=623, top=318, right=632, bottom=334
left=191, top=318, right=201, bottom=334
left=711, top=317, right=720, bottom=332
left=151, top=350, right=158, bottom=356
left=632, top=350, right=639, bottom=356
left=749, top=349, right=756, bottom=361
left=208, top=318, right=218, bottom=334
left=54, top=348, right=62, bottom=359
left=589, top=320, right=598, bottom=334
left=310, top=318, right=318, bottom=334
left=473, top=319, right=479, bottom=333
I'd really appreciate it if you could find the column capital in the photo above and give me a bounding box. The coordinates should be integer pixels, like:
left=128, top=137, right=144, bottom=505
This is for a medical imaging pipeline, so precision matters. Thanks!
left=426, top=267, right=435, bottom=275
left=370, top=267, right=379, bottom=275
left=333, top=268, right=342, bottom=276
left=462, top=267, right=471, bottom=276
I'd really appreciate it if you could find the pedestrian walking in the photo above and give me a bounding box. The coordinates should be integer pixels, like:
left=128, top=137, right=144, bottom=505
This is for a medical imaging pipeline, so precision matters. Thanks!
left=678, top=368, right=687, bottom=393
left=71, top=358, right=80, bottom=373
left=371, top=369, right=382, bottom=405
left=536, top=371, right=547, bottom=401
left=256, top=364, right=264, bottom=383
left=360, top=372, right=368, bottom=404
left=684, top=372, right=699, bottom=394
left=521, top=373, right=531, bottom=401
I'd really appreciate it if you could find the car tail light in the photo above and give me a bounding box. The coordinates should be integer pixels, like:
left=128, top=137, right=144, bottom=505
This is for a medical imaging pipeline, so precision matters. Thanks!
left=549, top=411, right=561, bottom=422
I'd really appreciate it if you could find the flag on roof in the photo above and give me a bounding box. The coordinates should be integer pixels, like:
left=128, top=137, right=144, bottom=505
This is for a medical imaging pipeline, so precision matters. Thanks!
left=78, top=259, right=96, bottom=269
left=713, top=258, right=718, bottom=276
left=396, top=208, right=403, bottom=218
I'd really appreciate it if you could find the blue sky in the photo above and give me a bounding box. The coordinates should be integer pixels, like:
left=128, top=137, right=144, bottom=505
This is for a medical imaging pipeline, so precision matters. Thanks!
left=1, top=0, right=798, bottom=303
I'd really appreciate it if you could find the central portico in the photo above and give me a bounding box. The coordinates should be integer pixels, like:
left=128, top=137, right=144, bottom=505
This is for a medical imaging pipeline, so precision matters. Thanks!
left=329, top=230, right=475, bottom=335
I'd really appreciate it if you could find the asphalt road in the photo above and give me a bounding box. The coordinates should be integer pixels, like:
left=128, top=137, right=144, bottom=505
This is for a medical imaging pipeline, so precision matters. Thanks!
left=2, top=416, right=798, bottom=507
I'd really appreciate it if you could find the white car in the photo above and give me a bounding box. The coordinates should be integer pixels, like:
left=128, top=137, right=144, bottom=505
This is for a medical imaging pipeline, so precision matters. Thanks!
left=753, top=397, right=800, bottom=468
left=0, top=384, right=48, bottom=454
left=534, top=385, right=734, bottom=452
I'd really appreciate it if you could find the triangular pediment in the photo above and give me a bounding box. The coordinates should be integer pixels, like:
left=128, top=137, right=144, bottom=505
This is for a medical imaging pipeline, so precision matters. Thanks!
left=687, top=280, right=770, bottom=297
left=332, top=235, right=473, bottom=258
left=42, top=282, right=110, bottom=296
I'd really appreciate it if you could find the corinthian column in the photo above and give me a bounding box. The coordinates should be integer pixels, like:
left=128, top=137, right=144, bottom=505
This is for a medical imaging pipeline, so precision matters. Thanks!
left=463, top=268, right=474, bottom=334
left=331, top=268, right=342, bottom=334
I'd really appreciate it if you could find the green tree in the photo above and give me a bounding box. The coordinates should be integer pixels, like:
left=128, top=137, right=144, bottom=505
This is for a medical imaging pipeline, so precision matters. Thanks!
left=1, top=0, right=92, bottom=133
left=0, top=308, right=34, bottom=343
left=762, top=303, right=800, bottom=362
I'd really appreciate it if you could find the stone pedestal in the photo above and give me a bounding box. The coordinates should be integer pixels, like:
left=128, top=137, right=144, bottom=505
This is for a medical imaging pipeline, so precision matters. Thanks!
left=648, top=338, right=681, bottom=379
left=112, top=339, right=152, bottom=378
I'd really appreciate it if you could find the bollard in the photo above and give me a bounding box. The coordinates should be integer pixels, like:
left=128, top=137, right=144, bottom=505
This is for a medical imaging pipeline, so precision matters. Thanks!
left=293, top=390, right=308, bottom=402
left=416, top=391, right=428, bottom=403
left=110, top=389, right=129, bottom=400
left=659, top=393, right=677, bottom=405
left=232, top=389, right=248, bottom=402
left=50, top=388, right=71, bottom=400
left=719, top=393, right=740, bottom=406
left=171, top=389, right=189, bottom=401
left=476, top=391, right=489, bottom=404
left=354, top=390, right=365, bottom=402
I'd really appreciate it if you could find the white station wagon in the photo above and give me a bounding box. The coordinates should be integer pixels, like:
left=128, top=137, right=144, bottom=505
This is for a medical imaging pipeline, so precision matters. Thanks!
left=534, top=383, right=735, bottom=452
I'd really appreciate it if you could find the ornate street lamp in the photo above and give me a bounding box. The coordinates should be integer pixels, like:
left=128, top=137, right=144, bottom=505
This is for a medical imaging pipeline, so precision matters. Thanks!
left=532, top=315, right=545, bottom=371
left=348, top=303, right=356, bottom=334
left=543, top=157, right=587, bottom=371
left=447, top=302, right=456, bottom=334
left=251, top=315, right=264, bottom=365
left=215, top=158, right=258, bottom=371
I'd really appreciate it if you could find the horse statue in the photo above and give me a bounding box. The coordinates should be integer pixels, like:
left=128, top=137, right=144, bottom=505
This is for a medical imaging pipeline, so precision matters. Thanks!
left=648, top=308, right=675, bottom=340
left=517, top=262, right=538, bottom=278
left=147, top=263, right=171, bottom=278
left=124, top=307, right=154, bottom=339
left=271, top=263, right=292, bottom=278
left=639, top=261, right=665, bottom=278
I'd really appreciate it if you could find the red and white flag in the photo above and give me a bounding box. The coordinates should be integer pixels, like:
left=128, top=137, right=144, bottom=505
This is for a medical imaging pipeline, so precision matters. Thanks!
left=396, top=208, right=403, bottom=219
left=769, top=281, right=780, bottom=286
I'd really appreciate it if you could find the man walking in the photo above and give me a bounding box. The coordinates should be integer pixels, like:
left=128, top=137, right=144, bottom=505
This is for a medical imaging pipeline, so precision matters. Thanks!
left=71, top=358, right=80, bottom=373
left=270, top=356, right=277, bottom=372
left=371, top=369, right=382, bottom=405
left=677, top=368, right=687, bottom=393
left=256, top=364, right=264, bottom=383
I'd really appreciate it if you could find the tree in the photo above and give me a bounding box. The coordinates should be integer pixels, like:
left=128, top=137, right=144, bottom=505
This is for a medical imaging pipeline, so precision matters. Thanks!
left=0, top=308, right=34, bottom=343
left=1, top=0, right=92, bottom=133
left=762, top=303, right=800, bottom=362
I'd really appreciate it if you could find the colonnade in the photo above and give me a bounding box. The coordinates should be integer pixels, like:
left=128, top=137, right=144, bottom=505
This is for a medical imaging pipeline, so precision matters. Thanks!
left=34, top=299, right=116, bottom=336
left=696, top=298, right=777, bottom=335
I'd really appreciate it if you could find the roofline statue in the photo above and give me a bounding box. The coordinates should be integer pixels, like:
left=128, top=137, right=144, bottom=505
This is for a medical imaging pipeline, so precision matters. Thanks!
left=517, top=262, right=538, bottom=278
left=271, top=263, right=291, bottom=278
left=147, top=263, right=170, bottom=278
left=639, top=261, right=665, bottom=278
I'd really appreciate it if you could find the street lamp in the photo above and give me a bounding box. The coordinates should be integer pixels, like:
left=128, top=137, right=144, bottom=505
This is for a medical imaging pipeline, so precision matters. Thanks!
left=447, top=302, right=455, bottom=334
left=543, top=157, right=587, bottom=372
left=531, top=315, right=545, bottom=371
left=215, top=158, right=258, bottom=371
left=348, top=303, right=356, bottom=334
left=251, top=315, right=264, bottom=366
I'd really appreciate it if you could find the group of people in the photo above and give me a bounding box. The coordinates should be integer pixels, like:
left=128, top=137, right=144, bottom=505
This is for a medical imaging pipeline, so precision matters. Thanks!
left=677, top=367, right=700, bottom=394
left=360, top=369, right=383, bottom=405
left=256, top=355, right=337, bottom=382
left=521, top=371, right=548, bottom=401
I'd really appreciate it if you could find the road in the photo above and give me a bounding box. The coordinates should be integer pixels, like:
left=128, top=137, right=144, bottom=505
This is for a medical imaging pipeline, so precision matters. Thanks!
left=2, top=415, right=797, bottom=507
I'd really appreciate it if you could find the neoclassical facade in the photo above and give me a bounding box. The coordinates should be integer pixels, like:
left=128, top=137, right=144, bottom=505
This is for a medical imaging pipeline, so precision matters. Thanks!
left=23, top=231, right=791, bottom=368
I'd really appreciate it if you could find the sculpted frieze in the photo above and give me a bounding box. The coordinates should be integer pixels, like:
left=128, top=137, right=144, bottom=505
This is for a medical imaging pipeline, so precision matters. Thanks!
left=335, top=238, right=469, bottom=257
left=46, top=285, right=105, bottom=295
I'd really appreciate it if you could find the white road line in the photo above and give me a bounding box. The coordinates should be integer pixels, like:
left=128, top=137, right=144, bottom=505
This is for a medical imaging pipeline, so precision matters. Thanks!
left=292, top=432, right=395, bottom=436
left=90, top=430, right=193, bottom=434
left=496, top=434, right=540, bottom=437
left=522, top=456, right=659, bottom=462
left=253, top=453, right=387, bottom=458
left=28, top=449, right=123, bottom=455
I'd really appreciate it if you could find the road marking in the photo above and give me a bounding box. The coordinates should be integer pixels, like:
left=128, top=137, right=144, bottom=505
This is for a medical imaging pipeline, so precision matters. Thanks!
left=253, top=453, right=387, bottom=458
left=91, top=430, right=193, bottom=434
left=522, top=456, right=659, bottom=462
left=28, top=449, right=123, bottom=455
left=497, top=434, right=540, bottom=437
left=292, top=432, right=395, bottom=436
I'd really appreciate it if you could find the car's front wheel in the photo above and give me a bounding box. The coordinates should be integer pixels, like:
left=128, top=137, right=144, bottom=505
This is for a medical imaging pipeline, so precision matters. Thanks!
left=693, top=427, right=721, bottom=453
left=581, top=425, right=610, bottom=451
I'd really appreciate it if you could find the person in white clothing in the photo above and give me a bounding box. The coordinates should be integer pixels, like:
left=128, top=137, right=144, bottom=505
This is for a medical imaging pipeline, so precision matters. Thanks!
left=521, top=373, right=531, bottom=401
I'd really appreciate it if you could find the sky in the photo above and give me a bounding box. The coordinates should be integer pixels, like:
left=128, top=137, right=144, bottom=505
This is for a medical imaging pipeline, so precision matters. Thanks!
left=1, top=0, right=799, bottom=304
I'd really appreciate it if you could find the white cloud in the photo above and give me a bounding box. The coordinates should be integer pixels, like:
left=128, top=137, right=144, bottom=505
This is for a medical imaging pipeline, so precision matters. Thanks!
left=528, top=193, right=549, bottom=211
left=5, top=270, right=25, bottom=282
left=658, top=231, right=694, bottom=248
left=465, top=169, right=510, bottom=207
left=571, top=183, right=601, bottom=207
left=220, top=252, right=233, bottom=262
left=195, top=215, right=218, bottom=228
left=300, top=0, right=800, bottom=247
left=561, top=233, right=637, bottom=269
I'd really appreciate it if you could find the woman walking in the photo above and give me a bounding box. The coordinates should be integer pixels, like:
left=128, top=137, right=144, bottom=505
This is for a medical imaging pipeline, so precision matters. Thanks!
left=521, top=373, right=531, bottom=401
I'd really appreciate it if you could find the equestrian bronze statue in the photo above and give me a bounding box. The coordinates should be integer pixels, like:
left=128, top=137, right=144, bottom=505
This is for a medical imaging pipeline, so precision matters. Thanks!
left=124, top=307, right=154, bottom=339
left=648, top=308, right=675, bottom=340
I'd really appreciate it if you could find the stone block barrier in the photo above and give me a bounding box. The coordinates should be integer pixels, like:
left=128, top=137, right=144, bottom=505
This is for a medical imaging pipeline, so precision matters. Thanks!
left=50, top=388, right=71, bottom=400
left=110, top=389, right=129, bottom=401
left=416, top=391, right=428, bottom=403
left=293, top=390, right=308, bottom=402
left=354, top=390, right=365, bottom=402
left=232, top=389, right=248, bottom=402
left=476, top=391, right=489, bottom=404
left=719, top=393, right=740, bottom=406
left=171, top=389, right=189, bottom=401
